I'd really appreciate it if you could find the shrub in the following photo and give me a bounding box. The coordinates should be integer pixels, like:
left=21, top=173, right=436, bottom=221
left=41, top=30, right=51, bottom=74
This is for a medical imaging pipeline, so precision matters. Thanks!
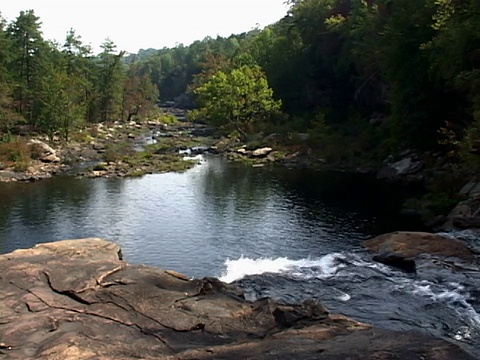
left=103, top=142, right=133, bottom=163
left=93, top=162, right=108, bottom=171
left=158, top=113, right=178, bottom=125
left=0, top=138, right=31, bottom=169
left=13, top=161, right=30, bottom=172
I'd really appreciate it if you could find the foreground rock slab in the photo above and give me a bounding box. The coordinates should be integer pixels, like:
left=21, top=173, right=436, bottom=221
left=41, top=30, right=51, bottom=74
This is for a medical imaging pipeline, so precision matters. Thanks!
left=0, top=239, right=474, bottom=359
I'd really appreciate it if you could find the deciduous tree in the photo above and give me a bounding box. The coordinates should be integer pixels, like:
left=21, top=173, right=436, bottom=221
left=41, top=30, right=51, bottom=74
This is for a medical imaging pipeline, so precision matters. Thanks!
left=193, top=65, right=281, bottom=139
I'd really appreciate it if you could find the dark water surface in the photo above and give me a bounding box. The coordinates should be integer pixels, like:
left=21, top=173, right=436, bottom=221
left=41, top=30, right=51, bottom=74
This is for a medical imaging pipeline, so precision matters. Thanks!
left=1, top=156, right=479, bottom=356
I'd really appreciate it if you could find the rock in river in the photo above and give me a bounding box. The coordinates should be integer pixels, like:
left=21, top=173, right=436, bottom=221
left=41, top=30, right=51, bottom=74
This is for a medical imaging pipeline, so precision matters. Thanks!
left=364, top=231, right=476, bottom=260
left=0, top=239, right=475, bottom=359
left=364, top=231, right=477, bottom=272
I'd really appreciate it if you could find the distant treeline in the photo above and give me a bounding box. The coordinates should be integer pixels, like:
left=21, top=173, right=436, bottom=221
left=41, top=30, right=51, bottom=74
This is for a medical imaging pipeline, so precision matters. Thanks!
left=0, top=10, right=159, bottom=141
left=2, top=1, right=480, bottom=162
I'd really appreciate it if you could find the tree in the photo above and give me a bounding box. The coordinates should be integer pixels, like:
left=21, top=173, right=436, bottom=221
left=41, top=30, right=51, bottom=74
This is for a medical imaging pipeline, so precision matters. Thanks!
left=62, top=29, right=94, bottom=123
left=97, top=38, right=125, bottom=122
left=36, top=62, right=85, bottom=141
left=193, top=65, right=281, bottom=139
left=122, top=61, right=159, bottom=122
left=7, top=10, right=46, bottom=123
left=0, top=14, right=21, bottom=135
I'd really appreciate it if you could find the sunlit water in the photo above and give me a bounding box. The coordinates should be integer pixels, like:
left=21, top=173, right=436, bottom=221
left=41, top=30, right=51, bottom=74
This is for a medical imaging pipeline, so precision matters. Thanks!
left=0, top=156, right=479, bottom=356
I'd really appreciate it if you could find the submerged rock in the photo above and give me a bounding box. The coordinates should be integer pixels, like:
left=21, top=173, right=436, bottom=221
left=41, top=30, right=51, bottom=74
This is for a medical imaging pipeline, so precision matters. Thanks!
left=0, top=239, right=475, bottom=359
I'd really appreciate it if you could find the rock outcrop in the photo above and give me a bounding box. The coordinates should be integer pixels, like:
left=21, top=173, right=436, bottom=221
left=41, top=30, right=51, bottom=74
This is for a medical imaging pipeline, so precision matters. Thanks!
left=27, top=139, right=60, bottom=163
left=443, top=195, right=480, bottom=230
left=364, top=231, right=478, bottom=272
left=0, top=239, right=475, bottom=359
left=377, top=156, right=424, bottom=182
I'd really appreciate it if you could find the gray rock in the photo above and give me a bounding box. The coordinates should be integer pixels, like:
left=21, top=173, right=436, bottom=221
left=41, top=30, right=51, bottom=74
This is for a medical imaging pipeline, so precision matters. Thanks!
left=459, top=182, right=478, bottom=196
left=377, top=157, right=424, bottom=181
left=443, top=197, right=480, bottom=230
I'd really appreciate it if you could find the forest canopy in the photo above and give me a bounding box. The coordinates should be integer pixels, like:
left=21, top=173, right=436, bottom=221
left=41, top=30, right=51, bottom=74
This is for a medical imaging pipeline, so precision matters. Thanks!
left=1, top=0, right=480, bottom=166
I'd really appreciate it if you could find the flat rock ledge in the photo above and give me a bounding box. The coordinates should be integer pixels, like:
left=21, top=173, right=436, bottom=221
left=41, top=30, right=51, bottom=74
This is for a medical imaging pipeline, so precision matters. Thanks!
left=0, top=239, right=474, bottom=360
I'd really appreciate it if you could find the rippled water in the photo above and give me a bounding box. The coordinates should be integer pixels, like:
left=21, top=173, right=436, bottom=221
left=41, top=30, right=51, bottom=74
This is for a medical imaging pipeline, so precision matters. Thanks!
left=0, top=156, right=417, bottom=275
left=0, top=156, right=479, bottom=356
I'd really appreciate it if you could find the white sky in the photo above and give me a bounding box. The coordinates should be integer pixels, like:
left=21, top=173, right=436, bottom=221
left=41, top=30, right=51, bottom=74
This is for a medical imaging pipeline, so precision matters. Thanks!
left=1, top=0, right=289, bottom=54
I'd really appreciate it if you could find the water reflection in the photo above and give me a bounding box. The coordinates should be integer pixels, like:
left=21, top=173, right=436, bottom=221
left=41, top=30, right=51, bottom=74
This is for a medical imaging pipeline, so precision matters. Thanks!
left=0, top=157, right=421, bottom=277
left=0, top=178, right=128, bottom=253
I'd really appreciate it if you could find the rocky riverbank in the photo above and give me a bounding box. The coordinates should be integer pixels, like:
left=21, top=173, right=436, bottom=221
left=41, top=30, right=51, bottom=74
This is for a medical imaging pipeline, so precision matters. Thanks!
left=1, top=109, right=478, bottom=235
left=0, top=109, right=309, bottom=183
left=0, top=112, right=214, bottom=182
left=0, top=238, right=475, bottom=359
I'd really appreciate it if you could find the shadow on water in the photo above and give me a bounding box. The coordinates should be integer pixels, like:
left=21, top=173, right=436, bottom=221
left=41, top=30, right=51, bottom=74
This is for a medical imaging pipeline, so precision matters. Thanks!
left=199, top=157, right=426, bottom=239
left=275, top=167, right=427, bottom=235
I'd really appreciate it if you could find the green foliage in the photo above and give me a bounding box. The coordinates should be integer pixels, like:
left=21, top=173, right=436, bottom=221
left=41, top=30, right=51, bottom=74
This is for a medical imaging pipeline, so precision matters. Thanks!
left=0, top=11, right=162, bottom=141
left=103, top=142, right=133, bottom=163
left=6, top=10, right=47, bottom=124
left=193, top=65, right=281, bottom=139
left=157, top=113, right=178, bottom=125
left=93, top=162, right=108, bottom=171
left=122, top=61, right=159, bottom=122
left=96, top=39, right=126, bottom=122
left=36, top=62, right=85, bottom=141
left=3, top=1, right=480, bottom=174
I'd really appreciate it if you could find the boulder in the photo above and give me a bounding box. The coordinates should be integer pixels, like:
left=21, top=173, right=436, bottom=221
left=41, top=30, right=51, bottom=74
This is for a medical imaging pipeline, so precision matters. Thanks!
left=27, top=139, right=60, bottom=163
left=443, top=196, right=480, bottom=230
left=364, top=231, right=476, bottom=271
left=0, top=239, right=475, bottom=360
left=251, top=147, right=273, bottom=158
left=377, top=157, right=423, bottom=181
left=190, top=146, right=210, bottom=155
left=372, top=252, right=417, bottom=273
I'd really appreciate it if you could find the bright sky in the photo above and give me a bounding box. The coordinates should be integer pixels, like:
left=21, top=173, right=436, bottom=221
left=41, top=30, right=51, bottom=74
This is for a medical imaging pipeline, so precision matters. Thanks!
left=1, top=0, right=290, bottom=54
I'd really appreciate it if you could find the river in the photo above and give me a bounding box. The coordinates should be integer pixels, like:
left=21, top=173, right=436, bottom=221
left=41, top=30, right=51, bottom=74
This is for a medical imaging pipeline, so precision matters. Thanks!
left=0, top=156, right=479, bottom=357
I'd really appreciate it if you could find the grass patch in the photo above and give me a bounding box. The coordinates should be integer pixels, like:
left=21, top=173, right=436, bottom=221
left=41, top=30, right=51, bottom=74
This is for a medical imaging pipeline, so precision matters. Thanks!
left=13, top=161, right=30, bottom=172
left=70, top=130, right=95, bottom=144
left=0, top=138, right=31, bottom=171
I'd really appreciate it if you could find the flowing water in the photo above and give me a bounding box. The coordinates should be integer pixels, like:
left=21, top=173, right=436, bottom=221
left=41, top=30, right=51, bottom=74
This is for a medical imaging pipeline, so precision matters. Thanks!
left=0, top=156, right=479, bottom=356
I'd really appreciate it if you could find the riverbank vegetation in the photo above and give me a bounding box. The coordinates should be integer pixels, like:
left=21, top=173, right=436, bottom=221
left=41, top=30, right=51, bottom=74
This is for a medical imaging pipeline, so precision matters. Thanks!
left=1, top=1, right=480, bottom=202
left=0, top=10, right=159, bottom=141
